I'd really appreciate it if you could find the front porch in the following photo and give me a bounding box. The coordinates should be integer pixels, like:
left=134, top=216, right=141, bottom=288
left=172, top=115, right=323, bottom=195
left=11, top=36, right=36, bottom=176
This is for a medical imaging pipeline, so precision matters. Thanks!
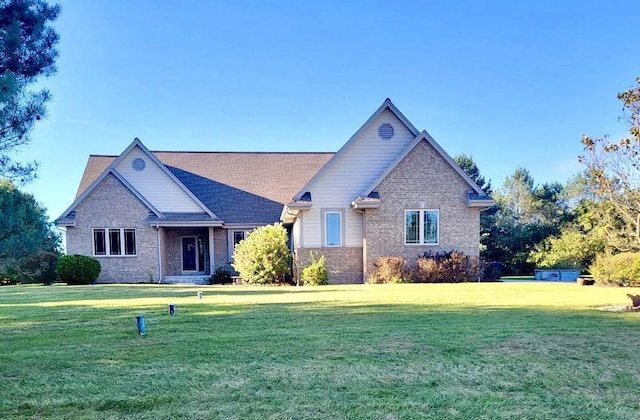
left=161, top=227, right=213, bottom=278
left=157, top=225, right=247, bottom=283
left=160, top=275, right=210, bottom=285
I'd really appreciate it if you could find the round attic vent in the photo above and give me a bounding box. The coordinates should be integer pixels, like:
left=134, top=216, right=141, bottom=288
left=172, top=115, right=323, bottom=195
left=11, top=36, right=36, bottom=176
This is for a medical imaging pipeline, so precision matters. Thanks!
left=132, top=158, right=146, bottom=172
left=378, top=123, right=394, bottom=140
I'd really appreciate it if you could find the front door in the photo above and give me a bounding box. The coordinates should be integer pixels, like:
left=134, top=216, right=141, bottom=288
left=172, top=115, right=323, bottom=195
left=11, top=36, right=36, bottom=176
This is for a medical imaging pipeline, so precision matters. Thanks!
left=182, top=237, right=197, bottom=271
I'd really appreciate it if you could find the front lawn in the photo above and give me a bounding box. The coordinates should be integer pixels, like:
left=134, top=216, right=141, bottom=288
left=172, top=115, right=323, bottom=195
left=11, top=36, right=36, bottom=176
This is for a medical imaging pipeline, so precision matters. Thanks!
left=1, top=283, right=639, bottom=419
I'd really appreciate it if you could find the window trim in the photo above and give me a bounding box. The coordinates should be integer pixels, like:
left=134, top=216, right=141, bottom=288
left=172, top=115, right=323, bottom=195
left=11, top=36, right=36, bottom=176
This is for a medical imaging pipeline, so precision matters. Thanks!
left=228, top=229, right=251, bottom=261
left=404, top=209, right=439, bottom=246
left=93, top=228, right=137, bottom=257
left=321, top=208, right=344, bottom=248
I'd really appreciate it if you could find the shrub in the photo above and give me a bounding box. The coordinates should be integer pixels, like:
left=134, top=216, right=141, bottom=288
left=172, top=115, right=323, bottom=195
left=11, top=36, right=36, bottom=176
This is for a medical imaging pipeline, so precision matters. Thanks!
left=480, top=261, right=502, bottom=281
left=0, top=251, right=60, bottom=285
left=528, top=229, right=604, bottom=270
left=412, top=250, right=480, bottom=283
left=590, top=252, right=640, bottom=286
left=301, top=251, right=328, bottom=286
left=20, top=251, right=59, bottom=284
left=232, top=223, right=290, bottom=284
left=57, top=254, right=101, bottom=285
left=209, top=267, right=233, bottom=285
left=369, top=256, right=410, bottom=284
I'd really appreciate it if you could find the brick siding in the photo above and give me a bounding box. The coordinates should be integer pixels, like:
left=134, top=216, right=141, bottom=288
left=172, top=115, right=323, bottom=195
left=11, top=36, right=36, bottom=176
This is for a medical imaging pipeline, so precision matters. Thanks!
left=296, top=247, right=363, bottom=284
left=65, top=174, right=159, bottom=283
left=363, top=140, right=481, bottom=279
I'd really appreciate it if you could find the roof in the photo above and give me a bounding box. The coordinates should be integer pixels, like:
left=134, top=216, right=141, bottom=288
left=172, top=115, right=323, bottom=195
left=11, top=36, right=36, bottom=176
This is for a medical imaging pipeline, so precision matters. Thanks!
left=68, top=99, right=493, bottom=226
left=148, top=212, right=218, bottom=222
left=75, top=150, right=334, bottom=224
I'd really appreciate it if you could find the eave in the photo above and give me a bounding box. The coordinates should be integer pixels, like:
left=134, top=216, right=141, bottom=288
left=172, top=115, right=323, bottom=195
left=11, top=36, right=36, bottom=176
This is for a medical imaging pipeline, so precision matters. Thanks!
left=148, top=220, right=224, bottom=227
left=351, top=199, right=381, bottom=210
left=280, top=201, right=312, bottom=224
left=286, top=201, right=313, bottom=211
left=55, top=218, right=76, bottom=227
left=468, top=193, right=495, bottom=209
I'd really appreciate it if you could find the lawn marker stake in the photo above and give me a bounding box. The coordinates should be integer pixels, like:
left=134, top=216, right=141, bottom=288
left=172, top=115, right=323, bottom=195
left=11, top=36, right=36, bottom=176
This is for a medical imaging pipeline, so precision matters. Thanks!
left=136, top=314, right=146, bottom=335
left=169, top=303, right=176, bottom=315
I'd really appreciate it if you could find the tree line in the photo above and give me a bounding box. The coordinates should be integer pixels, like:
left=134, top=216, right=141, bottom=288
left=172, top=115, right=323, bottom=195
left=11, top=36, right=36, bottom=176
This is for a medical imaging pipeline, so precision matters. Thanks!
left=455, top=77, right=640, bottom=276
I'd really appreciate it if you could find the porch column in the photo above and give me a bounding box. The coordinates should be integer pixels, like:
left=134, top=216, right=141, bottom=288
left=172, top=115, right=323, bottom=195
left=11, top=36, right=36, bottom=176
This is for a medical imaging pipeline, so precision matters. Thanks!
left=208, top=226, right=215, bottom=274
left=156, top=226, right=163, bottom=282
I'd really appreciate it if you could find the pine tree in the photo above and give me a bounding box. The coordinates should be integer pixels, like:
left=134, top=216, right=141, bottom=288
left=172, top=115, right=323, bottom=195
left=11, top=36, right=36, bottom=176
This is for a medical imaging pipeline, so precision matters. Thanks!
left=0, top=0, right=60, bottom=183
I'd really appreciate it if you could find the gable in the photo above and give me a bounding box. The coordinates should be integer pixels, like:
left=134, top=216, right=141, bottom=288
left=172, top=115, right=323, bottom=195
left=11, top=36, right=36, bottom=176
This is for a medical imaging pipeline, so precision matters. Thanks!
left=67, top=145, right=333, bottom=225
left=294, top=106, right=419, bottom=205
left=360, top=131, right=492, bottom=206
left=74, top=172, right=156, bottom=225
left=114, top=146, right=204, bottom=213
left=379, top=139, right=472, bottom=197
left=76, top=152, right=333, bottom=205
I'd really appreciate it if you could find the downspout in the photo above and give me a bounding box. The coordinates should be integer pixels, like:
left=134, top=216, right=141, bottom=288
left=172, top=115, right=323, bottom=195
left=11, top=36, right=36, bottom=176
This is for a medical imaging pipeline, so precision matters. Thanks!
left=288, top=209, right=300, bottom=286
left=351, top=206, right=366, bottom=283
left=156, top=223, right=163, bottom=283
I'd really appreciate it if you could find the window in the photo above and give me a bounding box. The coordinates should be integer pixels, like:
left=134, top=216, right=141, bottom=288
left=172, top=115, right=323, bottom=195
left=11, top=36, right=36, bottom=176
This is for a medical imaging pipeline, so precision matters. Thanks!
left=124, top=229, right=136, bottom=255
left=109, top=229, right=121, bottom=255
left=405, top=211, right=420, bottom=244
left=229, top=230, right=251, bottom=259
left=94, top=229, right=106, bottom=255
left=324, top=211, right=342, bottom=247
left=93, top=228, right=136, bottom=256
left=233, top=231, right=246, bottom=247
left=404, top=210, right=439, bottom=245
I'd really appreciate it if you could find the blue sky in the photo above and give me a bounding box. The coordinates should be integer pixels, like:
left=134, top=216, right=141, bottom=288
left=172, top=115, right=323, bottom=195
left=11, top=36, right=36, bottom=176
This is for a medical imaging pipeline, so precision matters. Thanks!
left=20, top=0, right=640, bottom=220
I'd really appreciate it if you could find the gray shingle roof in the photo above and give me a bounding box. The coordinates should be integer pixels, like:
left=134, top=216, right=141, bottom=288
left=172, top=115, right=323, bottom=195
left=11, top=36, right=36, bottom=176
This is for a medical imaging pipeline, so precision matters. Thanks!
left=148, top=212, right=219, bottom=222
left=166, top=166, right=284, bottom=224
left=76, top=150, right=334, bottom=224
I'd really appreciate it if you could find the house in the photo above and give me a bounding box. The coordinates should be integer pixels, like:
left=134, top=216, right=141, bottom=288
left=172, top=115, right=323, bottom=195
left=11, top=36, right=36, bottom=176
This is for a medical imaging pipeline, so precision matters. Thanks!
left=56, top=99, right=494, bottom=284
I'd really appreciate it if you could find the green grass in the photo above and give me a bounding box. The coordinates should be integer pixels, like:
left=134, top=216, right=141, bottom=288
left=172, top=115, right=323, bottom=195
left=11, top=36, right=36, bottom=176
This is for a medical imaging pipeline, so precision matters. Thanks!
left=499, top=275, right=536, bottom=281
left=1, top=283, right=639, bottom=419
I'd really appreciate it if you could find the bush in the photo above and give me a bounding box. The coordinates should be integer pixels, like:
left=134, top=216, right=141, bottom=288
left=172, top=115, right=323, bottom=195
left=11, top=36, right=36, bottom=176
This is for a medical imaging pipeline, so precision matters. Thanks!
left=0, top=251, right=60, bottom=285
left=20, top=251, right=59, bottom=284
left=590, top=252, right=640, bottom=286
left=232, top=223, right=290, bottom=284
left=480, top=261, right=502, bottom=281
left=412, top=250, right=480, bottom=283
left=301, top=251, right=328, bottom=286
left=528, top=229, right=604, bottom=270
left=57, top=254, right=101, bottom=285
left=369, top=256, right=410, bottom=284
left=209, top=267, right=233, bottom=285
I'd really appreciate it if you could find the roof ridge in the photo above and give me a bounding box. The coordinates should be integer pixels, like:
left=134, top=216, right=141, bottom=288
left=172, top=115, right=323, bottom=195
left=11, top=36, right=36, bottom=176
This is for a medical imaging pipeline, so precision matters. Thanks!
left=87, top=151, right=335, bottom=158
left=151, top=150, right=336, bottom=155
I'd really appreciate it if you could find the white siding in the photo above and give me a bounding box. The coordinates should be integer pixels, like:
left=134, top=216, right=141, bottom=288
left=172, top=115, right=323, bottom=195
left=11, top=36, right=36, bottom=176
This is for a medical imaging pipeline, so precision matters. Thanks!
left=302, top=109, right=416, bottom=247
left=293, top=216, right=302, bottom=249
left=115, top=147, right=203, bottom=213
